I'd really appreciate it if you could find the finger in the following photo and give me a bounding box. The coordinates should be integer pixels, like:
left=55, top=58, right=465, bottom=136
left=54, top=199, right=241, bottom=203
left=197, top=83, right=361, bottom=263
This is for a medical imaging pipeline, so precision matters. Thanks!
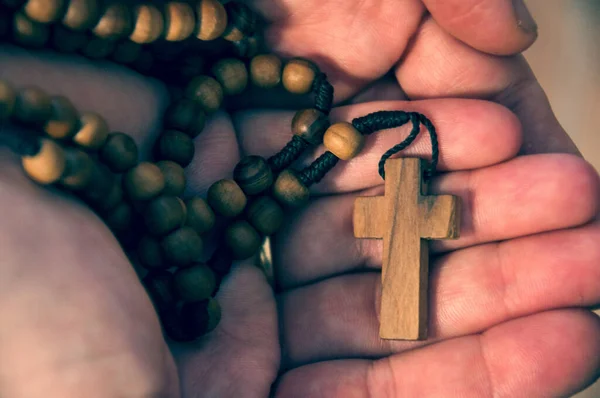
left=279, top=223, right=600, bottom=366
left=395, top=16, right=579, bottom=155
left=275, top=310, right=600, bottom=398
left=273, top=154, right=599, bottom=288
left=235, top=98, right=522, bottom=194
left=423, top=0, right=538, bottom=55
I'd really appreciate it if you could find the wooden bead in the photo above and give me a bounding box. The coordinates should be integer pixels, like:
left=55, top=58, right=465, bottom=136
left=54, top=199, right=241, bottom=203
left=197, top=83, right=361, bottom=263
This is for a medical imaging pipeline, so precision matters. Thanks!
left=156, top=161, right=186, bottom=196
left=60, top=148, right=93, bottom=189
left=208, top=247, right=233, bottom=276
left=62, top=0, right=99, bottom=31
left=99, top=179, right=123, bottom=212
left=211, top=58, right=248, bottom=96
left=224, top=220, right=261, bottom=260
left=180, top=298, right=221, bottom=336
left=144, top=196, right=186, bottom=236
left=185, top=76, right=223, bottom=114
left=196, top=0, right=227, bottom=41
left=250, top=54, right=282, bottom=88
left=233, top=155, right=273, bottom=195
left=21, top=138, right=66, bottom=184
left=161, top=226, right=203, bottom=267
left=23, top=0, right=65, bottom=23
left=163, top=2, right=195, bottom=42
left=104, top=201, right=132, bottom=232
left=13, top=86, right=51, bottom=125
left=323, top=122, right=365, bottom=160
left=232, top=34, right=261, bottom=58
left=273, top=169, right=310, bottom=207
left=123, top=162, right=165, bottom=201
left=138, top=235, right=165, bottom=269
left=292, top=108, right=329, bottom=145
left=205, top=298, right=221, bottom=332
left=207, top=179, right=247, bottom=218
left=282, top=58, right=318, bottom=95
left=164, top=99, right=206, bottom=138
left=247, top=196, right=284, bottom=235
left=44, top=96, right=79, bottom=140
left=130, top=4, right=163, bottom=44
left=80, top=36, right=115, bottom=59
left=174, top=264, right=216, bottom=302
left=155, top=130, right=195, bottom=167
left=143, top=270, right=176, bottom=309
left=51, top=25, right=88, bottom=53
left=0, top=80, right=16, bottom=120
left=99, top=133, right=138, bottom=172
left=92, top=3, right=132, bottom=40
left=185, top=197, right=215, bottom=235
left=79, top=161, right=114, bottom=205
left=12, top=11, right=49, bottom=48
left=112, top=41, right=142, bottom=65
left=222, top=2, right=256, bottom=42
left=73, top=112, right=109, bottom=150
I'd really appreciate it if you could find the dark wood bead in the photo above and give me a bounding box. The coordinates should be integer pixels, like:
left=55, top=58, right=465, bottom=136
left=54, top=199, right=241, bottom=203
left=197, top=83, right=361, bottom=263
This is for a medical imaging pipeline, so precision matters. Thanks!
left=282, top=58, right=318, bottom=95
left=123, top=162, right=165, bottom=201
left=174, top=264, right=216, bottom=302
left=97, top=176, right=122, bottom=212
left=51, top=25, right=88, bottom=53
left=104, top=201, right=132, bottom=232
left=99, top=132, right=138, bottom=172
left=222, top=2, right=257, bottom=42
left=233, top=155, right=273, bottom=195
left=225, top=220, right=261, bottom=260
left=44, top=96, right=79, bottom=140
left=154, top=130, right=195, bottom=167
left=159, top=307, right=194, bottom=342
left=207, top=179, right=247, bottom=218
left=72, top=112, right=109, bottom=150
left=60, top=148, right=93, bottom=190
left=156, top=160, right=186, bottom=196
left=247, top=196, right=284, bottom=236
left=62, top=0, right=99, bottom=31
left=144, top=195, right=186, bottom=236
left=111, top=41, right=142, bottom=65
left=292, top=108, right=329, bottom=145
left=211, top=58, right=248, bottom=96
left=185, top=197, right=215, bottom=235
left=12, top=11, right=50, bottom=48
left=164, top=99, right=206, bottom=138
left=80, top=36, right=115, bottom=59
left=250, top=54, right=282, bottom=88
left=92, top=3, right=132, bottom=40
left=21, top=138, right=66, bottom=185
left=143, top=270, right=176, bottom=310
left=273, top=169, right=310, bottom=207
left=181, top=298, right=221, bottom=336
left=323, top=122, right=365, bottom=160
left=129, top=4, right=163, bottom=44
left=208, top=247, right=233, bottom=276
left=161, top=226, right=203, bottom=267
left=163, top=2, right=195, bottom=42
left=13, top=86, right=52, bottom=125
left=137, top=235, right=165, bottom=269
left=0, top=80, right=16, bottom=121
left=79, top=161, right=115, bottom=206
left=23, top=0, right=65, bottom=23
left=195, top=0, right=227, bottom=41
left=185, top=76, right=223, bottom=114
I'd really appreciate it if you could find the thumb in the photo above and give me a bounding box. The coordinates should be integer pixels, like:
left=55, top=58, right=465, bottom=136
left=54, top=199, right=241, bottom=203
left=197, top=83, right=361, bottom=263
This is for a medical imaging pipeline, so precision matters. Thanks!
left=422, top=0, right=538, bottom=55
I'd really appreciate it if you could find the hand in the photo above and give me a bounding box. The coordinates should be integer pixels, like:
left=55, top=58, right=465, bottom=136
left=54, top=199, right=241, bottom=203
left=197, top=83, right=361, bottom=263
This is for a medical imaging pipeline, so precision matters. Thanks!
left=0, top=1, right=598, bottom=397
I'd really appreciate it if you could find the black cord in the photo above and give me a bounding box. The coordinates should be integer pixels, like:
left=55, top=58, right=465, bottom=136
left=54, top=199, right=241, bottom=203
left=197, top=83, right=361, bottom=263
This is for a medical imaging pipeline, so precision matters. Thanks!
left=312, top=73, right=334, bottom=115
left=267, top=135, right=310, bottom=172
left=297, top=151, right=339, bottom=186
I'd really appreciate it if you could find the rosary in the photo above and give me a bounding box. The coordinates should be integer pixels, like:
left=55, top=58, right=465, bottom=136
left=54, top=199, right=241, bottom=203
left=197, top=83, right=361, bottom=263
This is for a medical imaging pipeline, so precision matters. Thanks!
left=0, top=0, right=460, bottom=342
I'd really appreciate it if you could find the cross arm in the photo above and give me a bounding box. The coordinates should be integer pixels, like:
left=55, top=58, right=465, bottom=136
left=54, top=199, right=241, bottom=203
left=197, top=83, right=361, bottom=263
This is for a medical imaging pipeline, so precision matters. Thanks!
left=353, top=196, right=385, bottom=238
left=420, top=195, right=461, bottom=240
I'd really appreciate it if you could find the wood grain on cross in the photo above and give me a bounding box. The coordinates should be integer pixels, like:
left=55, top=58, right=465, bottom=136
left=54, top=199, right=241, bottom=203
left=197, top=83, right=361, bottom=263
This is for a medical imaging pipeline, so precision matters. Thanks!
left=353, top=158, right=460, bottom=340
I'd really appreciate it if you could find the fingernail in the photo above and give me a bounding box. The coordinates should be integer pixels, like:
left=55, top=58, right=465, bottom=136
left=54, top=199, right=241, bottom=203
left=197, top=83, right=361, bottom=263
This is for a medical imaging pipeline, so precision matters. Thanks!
left=513, top=0, right=538, bottom=35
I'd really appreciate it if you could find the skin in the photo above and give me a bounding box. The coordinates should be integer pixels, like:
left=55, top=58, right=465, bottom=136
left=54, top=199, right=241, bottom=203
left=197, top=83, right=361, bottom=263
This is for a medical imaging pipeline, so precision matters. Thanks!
left=0, top=0, right=598, bottom=396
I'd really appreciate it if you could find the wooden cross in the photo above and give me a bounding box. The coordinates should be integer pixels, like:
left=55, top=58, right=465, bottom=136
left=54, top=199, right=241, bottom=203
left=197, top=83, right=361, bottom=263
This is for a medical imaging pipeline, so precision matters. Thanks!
left=353, top=158, right=460, bottom=340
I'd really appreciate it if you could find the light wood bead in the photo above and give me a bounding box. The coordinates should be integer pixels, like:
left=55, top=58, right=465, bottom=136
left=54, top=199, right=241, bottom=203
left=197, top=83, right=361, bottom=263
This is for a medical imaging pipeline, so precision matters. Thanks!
left=73, top=112, right=109, bottom=150
left=164, top=2, right=195, bottom=42
left=60, top=148, right=93, bottom=190
left=225, top=220, right=261, bottom=260
left=123, top=162, right=165, bottom=201
left=164, top=99, right=206, bottom=138
left=292, top=108, right=329, bottom=145
left=250, top=54, right=282, bottom=88
left=138, top=235, right=166, bottom=269
left=144, top=195, right=186, bottom=236
left=247, top=196, right=284, bottom=236
left=282, top=58, right=318, bottom=95
left=51, top=25, right=87, bottom=53
left=99, top=132, right=138, bottom=172
left=12, top=11, right=49, bottom=48
left=144, top=270, right=176, bottom=308
left=24, top=0, right=65, bottom=23
left=44, top=96, right=78, bottom=140
left=233, top=156, right=273, bottom=195
left=273, top=169, right=310, bottom=207
left=154, top=130, right=195, bottom=167
left=174, top=264, right=216, bottom=302
left=0, top=80, right=16, bottom=120
left=196, top=0, right=227, bottom=41
left=185, top=76, right=223, bottom=114
left=161, top=226, right=203, bottom=267
left=130, top=4, right=163, bottom=44
left=207, top=179, right=247, bottom=218
left=323, top=122, right=365, bottom=160
left=185, top=197, right=215, bottom=235
left=79, top=161, right=115, bottom=205
left=21, top=138, right=66, bottom=185
left=222, top=26, right=242, bottom=42
left=92, top=3, right=132, bottom=40
left=62, top=0, right=99, bottom=31
left=80, top=36, right=115, bottom=59
left=112, top=41, right=141, bottom=65
left=105, top=201, right=132, bottom=232
left=13, top=86, right=52, bottom=125
left=211, top=58, right=248, bottom=96
left=156, top=161, right=186, bottom=196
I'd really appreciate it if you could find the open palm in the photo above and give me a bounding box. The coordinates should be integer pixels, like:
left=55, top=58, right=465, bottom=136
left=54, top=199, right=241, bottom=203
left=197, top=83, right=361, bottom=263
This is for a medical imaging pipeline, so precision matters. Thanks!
left=0, top=0, right=598, bottom=397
